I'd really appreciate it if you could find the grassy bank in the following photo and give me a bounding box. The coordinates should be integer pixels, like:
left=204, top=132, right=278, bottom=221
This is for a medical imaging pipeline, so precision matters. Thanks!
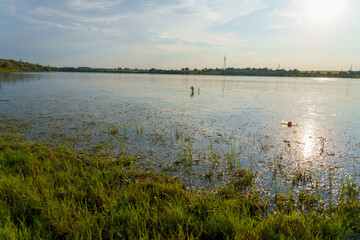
left=0, top=59, right=56, bottom=72
left=0, top=134, right=359, bottom=239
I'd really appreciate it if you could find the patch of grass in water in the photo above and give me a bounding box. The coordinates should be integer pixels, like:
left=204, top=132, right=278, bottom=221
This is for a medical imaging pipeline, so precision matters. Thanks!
left=292, top=168, right=313, bottom=186
left=226, top=144, right=237, bottom=170
left=109, top=126, right=119, bottom=135
left=0, top=134, right=359, bottom=239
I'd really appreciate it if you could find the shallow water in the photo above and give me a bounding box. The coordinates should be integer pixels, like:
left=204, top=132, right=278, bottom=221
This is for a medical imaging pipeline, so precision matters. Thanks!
left=1, top=72, right=359, bottom=197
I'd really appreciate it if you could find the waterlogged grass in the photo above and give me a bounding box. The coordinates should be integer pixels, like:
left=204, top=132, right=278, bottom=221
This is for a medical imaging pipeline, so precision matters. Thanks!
left=0, top=134, right=359, bottom=239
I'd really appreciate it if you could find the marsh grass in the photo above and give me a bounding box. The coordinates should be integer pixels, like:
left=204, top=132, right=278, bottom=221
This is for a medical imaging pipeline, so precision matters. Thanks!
left=0, top=134, right=360, bottom=239
left=226, top=145, right=236, bottom=170
left=209, top=137, right=216, bottom=169
left=134, top=120, right=144, bottom=135
left=109, top=126, right=119, bottom=135
left=182, top=140, right=193, bottom=169
left=292, top=168, right=313, bottom=186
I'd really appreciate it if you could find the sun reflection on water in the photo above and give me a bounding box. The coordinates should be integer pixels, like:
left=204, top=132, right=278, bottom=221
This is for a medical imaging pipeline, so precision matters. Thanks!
left=302, top=124, right=316, bottom=159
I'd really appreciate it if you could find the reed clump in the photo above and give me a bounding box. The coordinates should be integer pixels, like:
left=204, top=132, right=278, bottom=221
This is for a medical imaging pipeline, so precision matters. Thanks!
left=0, top=134, right=359, bottom=239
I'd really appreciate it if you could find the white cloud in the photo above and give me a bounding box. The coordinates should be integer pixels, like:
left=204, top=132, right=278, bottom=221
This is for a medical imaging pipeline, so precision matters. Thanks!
left=148, top=0, right=266, bottom=24
left=10, top=8, right=81, bottom=30
left=269, top=0, right=307, bottom=18
left=177, top=0, right=266, bottom=23
left=10, top=7, right=108, bottom=36
left=100, top=27, right=125, bottom=36
left=32, top=7, right=124, bottom=23
left=5, top=0, right=262, bottom=65
left=153, top=31, right=246, bottom=50
left=240, top=51, right=258, bottom=56
left=89, top=26, right=98, bottom=32
left=266, top=24, right=288, bottom=30
left=147, top=42, right=203, bottom=53
left=72, top=23, right=83, bottom=28
left=69, top=0, right=123, bottom=10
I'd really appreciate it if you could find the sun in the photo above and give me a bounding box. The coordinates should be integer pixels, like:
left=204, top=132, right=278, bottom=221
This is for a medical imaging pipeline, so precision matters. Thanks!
left=304, top=0, right=347, bottom=22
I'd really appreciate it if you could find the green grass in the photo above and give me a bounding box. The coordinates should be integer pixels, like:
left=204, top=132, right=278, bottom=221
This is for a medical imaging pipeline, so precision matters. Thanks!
left=0, top=134, right=359, bottom=239
left=0, top=59, right=56, bottom=72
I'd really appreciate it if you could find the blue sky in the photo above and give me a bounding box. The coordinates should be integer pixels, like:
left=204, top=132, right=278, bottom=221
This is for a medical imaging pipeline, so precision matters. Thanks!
left=1, top=0, right=359, bottom=70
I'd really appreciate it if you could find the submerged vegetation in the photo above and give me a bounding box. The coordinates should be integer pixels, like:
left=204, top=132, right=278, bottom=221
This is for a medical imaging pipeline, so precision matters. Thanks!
left=1, top=58, right=360, bottom=78
left=0, top=133, right=359, bottom=239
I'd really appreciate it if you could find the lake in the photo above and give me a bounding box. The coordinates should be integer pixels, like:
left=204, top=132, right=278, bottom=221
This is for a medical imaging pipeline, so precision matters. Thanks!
left=1, top=72, right=359, bottom=197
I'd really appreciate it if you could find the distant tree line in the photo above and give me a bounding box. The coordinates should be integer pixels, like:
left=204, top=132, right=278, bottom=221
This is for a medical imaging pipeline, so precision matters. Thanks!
left=58, top=66, right=360, bottom=78
left=0, top=59, right=56, bottom=72
left=1, top=58, right=360, bottom=78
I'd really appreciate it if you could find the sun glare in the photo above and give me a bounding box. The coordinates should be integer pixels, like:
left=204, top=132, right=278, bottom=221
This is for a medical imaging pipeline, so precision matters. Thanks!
left=302, top=127, right=315, bottom=159
left=305, top=0, right=347, bottom=22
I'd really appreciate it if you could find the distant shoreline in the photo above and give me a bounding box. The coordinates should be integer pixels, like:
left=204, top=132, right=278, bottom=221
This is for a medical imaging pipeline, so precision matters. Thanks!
left=57, top=67, right=360, bottom=79
left=1, top=58, right=359, bottom=78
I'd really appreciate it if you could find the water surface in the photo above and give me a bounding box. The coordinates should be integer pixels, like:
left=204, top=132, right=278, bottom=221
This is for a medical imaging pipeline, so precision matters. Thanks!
left=1, top=72, right=359, bottom=197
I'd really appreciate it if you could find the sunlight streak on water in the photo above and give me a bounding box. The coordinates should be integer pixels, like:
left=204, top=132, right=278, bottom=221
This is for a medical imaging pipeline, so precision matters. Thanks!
left=301, top=124, right=316, bottom=159
left=313, top=77, right=336, bottom=82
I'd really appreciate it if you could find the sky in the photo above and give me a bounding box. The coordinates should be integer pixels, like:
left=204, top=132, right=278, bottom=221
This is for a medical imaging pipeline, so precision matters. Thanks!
left=0, top=0, right=359, bottom=70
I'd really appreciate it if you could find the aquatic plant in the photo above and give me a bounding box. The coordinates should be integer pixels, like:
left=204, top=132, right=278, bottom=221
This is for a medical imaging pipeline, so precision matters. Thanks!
left=209, top=137, right=216, bottom=169
left=274, top=157, right=278, bottom=195
left=260, top=138, right=273, bottom=151
left=339, top=177, right=359, bottom=202
left=182, top=145, right=187, bottom=162
left=187, top=140, right=193, bottom=165
left=190, top=86, right=195, bottom=97
left=135, top=122, right=139, bottom=134
left=328, top=166, right=336, bottom=190
left=117, top=136, right=125, bottom=153
left=180, top=141, right=194, bottom=170
left=292, top=169, right=312, bottom=185
left=123, top=122, right=126, bottom=135
left=226, top=145, right=236, bottom=170
left=0, top=134, right=359, bottom=239
left=190, top=86, right=195, bottom=94
left=109, top=126, right=119, bottom=135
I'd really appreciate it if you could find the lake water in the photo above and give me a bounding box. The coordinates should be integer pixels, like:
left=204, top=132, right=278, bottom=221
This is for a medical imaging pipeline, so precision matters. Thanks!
left=1, top=72, right=359, bottom=197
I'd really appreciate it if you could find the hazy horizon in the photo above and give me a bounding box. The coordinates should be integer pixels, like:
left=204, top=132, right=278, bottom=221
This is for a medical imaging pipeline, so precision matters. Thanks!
left=1, top=0, right=359, bottom=71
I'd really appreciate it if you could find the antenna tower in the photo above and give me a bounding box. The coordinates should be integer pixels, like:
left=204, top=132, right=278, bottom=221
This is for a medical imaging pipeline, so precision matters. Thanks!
left=350, top=64, right=353, bottom=71
left=223, top=55, right=227, bottom=69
